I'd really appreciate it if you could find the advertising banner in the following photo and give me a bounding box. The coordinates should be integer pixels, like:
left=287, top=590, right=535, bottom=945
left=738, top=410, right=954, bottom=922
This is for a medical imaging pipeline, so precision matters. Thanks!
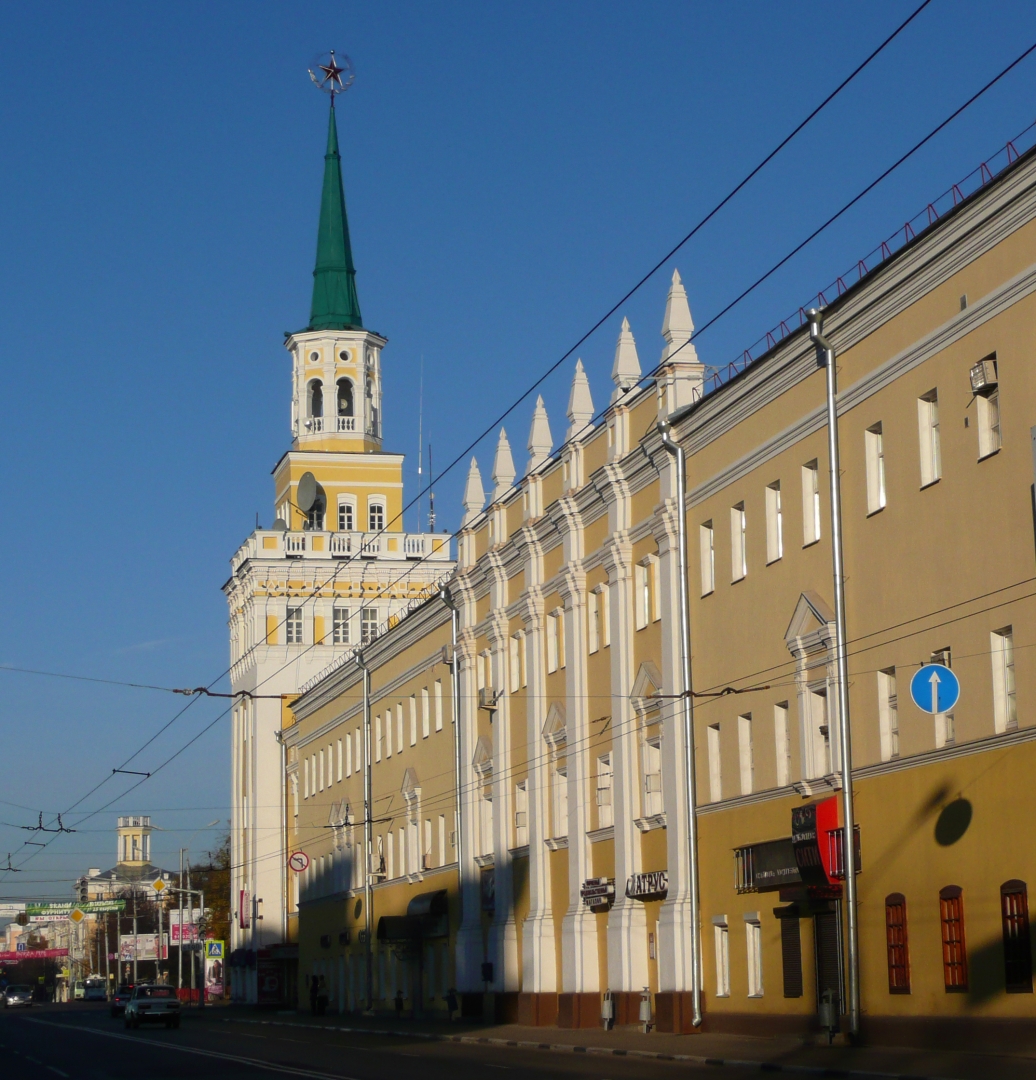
left=0, top=948, right=68, bottom=962
left=118, top=933, right=169, bottom=961
left=170, top=921, right=199, bottom=944
left=26, top=900, right=125, bottom=915
left=204, top=940, right=224, bottom=1000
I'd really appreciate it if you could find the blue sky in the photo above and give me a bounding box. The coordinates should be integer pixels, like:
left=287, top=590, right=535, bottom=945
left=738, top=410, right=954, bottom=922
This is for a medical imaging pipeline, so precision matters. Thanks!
left=2, top=0, right=1036, bottom=896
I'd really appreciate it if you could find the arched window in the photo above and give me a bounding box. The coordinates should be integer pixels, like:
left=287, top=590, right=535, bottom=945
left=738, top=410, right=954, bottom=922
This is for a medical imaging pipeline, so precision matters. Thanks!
left=939, top=886, right=968, bottom=991
left=336, top=379, right=353, bottom=417
left=1001, top=880, right=1032, bottom=993
left=884, top=893, right=910, bottom=993
left=337, top=500, right=355, bottom=533
left=307, top=498, right=325, bottom=531
left=308, top=380, right=323, bottom=418
left=368, top=501, right=385, bottom=533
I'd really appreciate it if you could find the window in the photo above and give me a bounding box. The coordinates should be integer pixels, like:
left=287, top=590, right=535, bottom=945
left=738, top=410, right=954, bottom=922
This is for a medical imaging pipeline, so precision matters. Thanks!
left=1001, top=880, right=1032, bottom=993
left=643, top=736, right=662, bottom=816
left=318, top=749, right=325, bottom=792
left=939, top=886, right=968, bottom=991
left=552, top=766, right=568, bottom=838
left=336, top=738, right=343, bottom=782
left=479, top=792, right=493, bottom=857
left=737, top=714, right=754, bottom=795
left=885, top=893, right=910, bottom=993
left=438, top=815, right=447, bottom=868
left=991, top=627, right=1018, bottom=733
left=386, top=831, right=394, bottom=879
left=598, top=587, right=610, bottom=648
left=745, top=916, right=763, bottom=997
left=976, top=364, right=1002, bottom=458
left=802, top=462, right=821, bottom=545
left=346, top=731, right=352, bottom=777
left=337, top=501, right=354, bottom=532
left=865, top=423, right=886, bottom=513
left=650, top=557, right=660, bottom=621
left=409, top=696, right=417, bottom=746
left=547, top=610, right=564, bottom=672
left=918, top=390, right=941, bottom=486
left=774, top=702, right=791, bottom=787
left=307, top=502, right=325, bottom=530
left=707, top=724, right=722, bottom=802
left=700, top=521, right=715, bottom=595
left=514, top=781, right=528, bottom=847
left=509, top=633, right=521, bottom=689
left=588, top=590, right=600, bottom=654
left=808, top=687, right=831, bottom=777
left=396, top=703, right=404, bottom=755
left=421, top=688, right=430, bottom=739
left=375, top=715, right=382, bottom=762
left=730, top=503, right=747, bottom=582
left=361, top=608, right=379, bottom=645
left=765, top=482, right=783, bottom=563
left=635, top=563, right=649, bottom=629
left=286, top=606, right=303, bottom=645
left=596, top=753, right=613, bottom=828
left=434, top=680, right=443, bottom=731
left=385, top=706, right=393, bottom=757
left=368, top=501, right=385, bottom=532
left=332, top=606, right=350, bottom=645
left=303, top=756, right=310, bottom=800
left=336, top=377, right=353, bottom=417
left=308, top=379, right=323, bottom=418
left=877, top=668, right=900, bottom=761
left=713, top=918, right=730, bottom=997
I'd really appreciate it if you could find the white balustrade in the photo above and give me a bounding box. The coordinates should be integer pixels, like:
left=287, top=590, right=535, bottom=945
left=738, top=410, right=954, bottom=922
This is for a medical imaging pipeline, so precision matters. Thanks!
left=336, top=416, right=356, bottom=432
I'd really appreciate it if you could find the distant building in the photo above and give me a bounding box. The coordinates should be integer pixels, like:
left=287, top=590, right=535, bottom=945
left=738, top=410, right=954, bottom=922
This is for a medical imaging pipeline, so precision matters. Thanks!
left=76, top=816, right=176, bottom=901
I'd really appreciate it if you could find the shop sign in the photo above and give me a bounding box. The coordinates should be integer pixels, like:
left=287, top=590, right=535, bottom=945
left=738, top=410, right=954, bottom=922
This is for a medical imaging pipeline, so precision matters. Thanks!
left=580, top=877, right=615, bottom=907
left=0, top=948, right=68, bottom=962
left=625, top=870, right=668, bottom=901
left=750, top=838, right=802, bottom=890
left=791, top=797, right=838, bottom=887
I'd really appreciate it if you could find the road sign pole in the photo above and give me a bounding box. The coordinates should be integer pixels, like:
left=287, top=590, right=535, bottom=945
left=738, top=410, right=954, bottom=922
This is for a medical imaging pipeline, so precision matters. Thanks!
left=809, top=309, right=861, bottom=1041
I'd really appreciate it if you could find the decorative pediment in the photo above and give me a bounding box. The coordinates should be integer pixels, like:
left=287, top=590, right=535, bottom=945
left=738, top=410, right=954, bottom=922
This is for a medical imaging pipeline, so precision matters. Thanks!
left=631, top=661, right=664, bottom=717
left=784, top=591, right=836, bottom=658
left=401, top=767, right=421, bottom=795
left=472, top=736, right=493, bottom=779
left=542, top=701, right=567, bottom=749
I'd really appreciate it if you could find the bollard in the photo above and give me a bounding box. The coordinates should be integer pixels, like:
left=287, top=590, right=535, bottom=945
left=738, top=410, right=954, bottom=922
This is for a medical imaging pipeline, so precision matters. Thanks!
left=818, top=989, right=840, bottom=1044
left=639, top=987, right=652, bottom=1034
left=601, top=989, right=614, bottom=1030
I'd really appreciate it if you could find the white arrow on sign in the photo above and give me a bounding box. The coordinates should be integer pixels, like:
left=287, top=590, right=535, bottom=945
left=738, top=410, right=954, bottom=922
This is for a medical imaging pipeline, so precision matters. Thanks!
left=930, top=669, right=941, bottom=715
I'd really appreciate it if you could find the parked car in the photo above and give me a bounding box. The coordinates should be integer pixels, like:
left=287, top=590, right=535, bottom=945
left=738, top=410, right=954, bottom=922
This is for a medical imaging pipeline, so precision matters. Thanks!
left=84, top=977, right=107, bottom=1002
left=110, top=983, right=135, bottom=1017
left=3, top=985, right=33, bottom=1009
left=124, top=984, right=180, bottom=1030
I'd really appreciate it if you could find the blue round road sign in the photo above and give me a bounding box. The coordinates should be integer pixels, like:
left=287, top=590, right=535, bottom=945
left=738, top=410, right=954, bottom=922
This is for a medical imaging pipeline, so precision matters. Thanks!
left=910, top=664, right=960, bottom=714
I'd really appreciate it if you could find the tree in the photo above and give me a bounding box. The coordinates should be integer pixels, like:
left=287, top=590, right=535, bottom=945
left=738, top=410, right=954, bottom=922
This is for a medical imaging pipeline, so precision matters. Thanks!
left=192, top=832, right=230, bottom=944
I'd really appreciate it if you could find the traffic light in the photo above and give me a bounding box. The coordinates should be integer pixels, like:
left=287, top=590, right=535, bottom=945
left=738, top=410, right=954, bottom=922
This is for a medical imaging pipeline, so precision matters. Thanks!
left=77, top=878, right=89, bottom=903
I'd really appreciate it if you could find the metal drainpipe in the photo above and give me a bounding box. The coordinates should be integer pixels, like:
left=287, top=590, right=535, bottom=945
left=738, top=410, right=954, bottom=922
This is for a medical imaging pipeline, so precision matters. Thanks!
left=657, top=419, right=703, bottom=1028
left=440, top=587, right=464, bottom=927
left=807, top=308, right=860, bottom=1041
left=357, top=651, right=374, bottom=1012
left=277, top=724, right=288, bottom=947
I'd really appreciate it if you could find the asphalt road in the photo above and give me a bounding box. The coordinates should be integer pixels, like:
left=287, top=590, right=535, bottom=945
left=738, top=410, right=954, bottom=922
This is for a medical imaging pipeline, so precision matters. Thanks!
left=0, top=1002, right=761, bottom=1080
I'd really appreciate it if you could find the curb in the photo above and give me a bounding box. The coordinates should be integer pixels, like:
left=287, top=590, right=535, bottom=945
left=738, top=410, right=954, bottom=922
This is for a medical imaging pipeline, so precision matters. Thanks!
left=215, top=1015, right=959, bottom=1080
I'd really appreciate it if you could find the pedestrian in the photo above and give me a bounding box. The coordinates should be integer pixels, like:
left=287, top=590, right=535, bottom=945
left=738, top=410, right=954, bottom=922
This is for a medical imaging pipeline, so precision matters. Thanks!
left=309, top=974, right=318, bottom=1016
left=317, top=976, right=329, bottom=1017
left=446, top=988, right=458, bottom=1022
left=394, top=988, right=404, bottom=1019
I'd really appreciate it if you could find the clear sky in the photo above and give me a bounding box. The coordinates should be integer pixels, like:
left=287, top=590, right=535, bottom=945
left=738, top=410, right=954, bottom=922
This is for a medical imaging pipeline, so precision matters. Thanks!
left=2, top=0, right=1036, bottom=898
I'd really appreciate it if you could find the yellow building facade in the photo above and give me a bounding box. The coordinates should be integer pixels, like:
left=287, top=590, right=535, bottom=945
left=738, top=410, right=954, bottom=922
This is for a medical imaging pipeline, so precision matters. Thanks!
left=287, top=137, right=1036, bottom=1043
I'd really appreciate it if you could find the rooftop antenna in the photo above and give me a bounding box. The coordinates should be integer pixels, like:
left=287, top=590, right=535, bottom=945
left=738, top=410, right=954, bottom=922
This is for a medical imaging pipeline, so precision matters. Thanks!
left=428, top=443, right=436, bottom=532
left=417, top=355, right=424, bottom=534
left=308, top=50, right=355, bottom=108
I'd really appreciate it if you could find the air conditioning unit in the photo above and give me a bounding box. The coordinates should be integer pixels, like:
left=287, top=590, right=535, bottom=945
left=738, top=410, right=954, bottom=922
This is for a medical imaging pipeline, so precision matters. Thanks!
left=478, top=687, right=499, bottom=711
left=970, top=358, right=998, bottom=394
left=421, top=854, right=433, bottom=870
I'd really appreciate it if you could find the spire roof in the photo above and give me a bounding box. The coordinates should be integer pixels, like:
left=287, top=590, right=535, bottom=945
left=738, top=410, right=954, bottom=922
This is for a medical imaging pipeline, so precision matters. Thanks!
left=309, top=105, right=363, bottom=332
left=491, top=429, right=516, bottom=502
left=611, top=316, right=641, bottom=401
left=526, top=395, right=553, bottom=475
left=566, top=358, right=594, bottom=440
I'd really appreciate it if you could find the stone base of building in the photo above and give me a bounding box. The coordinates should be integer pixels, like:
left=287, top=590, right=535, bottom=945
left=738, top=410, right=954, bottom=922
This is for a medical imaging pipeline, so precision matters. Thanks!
left=517, top=992, right=558, bottom=1026
left=557, top=992, right=601, bottom=1028
left=654, top=991, right=706, bottom=1033
left=861, top=1015, right=1036, bottom=1055
left=700, top=1010, right=812, bottom=1037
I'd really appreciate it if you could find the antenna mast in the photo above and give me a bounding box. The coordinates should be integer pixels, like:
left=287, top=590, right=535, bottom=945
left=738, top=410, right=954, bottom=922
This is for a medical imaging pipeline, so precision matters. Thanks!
left=428, top=443, right=436, bottom=532
left=417, top=355, right=424, bottom=534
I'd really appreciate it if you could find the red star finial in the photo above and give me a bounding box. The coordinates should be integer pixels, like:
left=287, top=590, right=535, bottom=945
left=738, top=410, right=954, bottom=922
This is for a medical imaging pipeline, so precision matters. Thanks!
left=309, top=51, right=355, bottom=99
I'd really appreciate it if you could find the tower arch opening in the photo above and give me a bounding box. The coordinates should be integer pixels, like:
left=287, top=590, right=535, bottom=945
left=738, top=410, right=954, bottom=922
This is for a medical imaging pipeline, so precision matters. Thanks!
left=308, top=379, right=324, bottom=419
left=337, top=378, right=354, bottom=417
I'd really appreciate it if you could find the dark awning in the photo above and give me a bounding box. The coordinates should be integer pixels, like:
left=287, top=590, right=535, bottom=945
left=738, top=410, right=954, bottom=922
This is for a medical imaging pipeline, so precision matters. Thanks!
left=377, top=890, right=450, bottom=943
left=407, top=890, right=448, bottom=918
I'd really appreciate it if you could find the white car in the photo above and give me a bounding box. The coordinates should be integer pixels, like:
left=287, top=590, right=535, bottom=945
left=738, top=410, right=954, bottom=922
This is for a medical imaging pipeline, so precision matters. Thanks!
left=123, top=984, right=180, bottom=1029
left=3, top=985, right=33, bottom=1009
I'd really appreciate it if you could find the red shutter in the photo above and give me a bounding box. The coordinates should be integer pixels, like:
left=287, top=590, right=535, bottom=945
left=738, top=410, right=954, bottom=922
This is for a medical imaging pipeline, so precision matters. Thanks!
left=939, top=886, right=967, bottom=992
left=884, top=893, right=910, bottom=993
left=1001, top=880, right=1033, bottom=993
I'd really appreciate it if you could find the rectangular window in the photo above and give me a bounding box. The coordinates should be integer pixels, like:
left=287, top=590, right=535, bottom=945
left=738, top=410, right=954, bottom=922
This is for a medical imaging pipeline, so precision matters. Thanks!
left=774, top=702, right=791, bottom=787
left=745, top=917, right=763, bottom=997
left=346, top=731, right=352, bottom=777
left=434, top=679, right=443, bottom=731
left=303, top=756, right=310, bottom=800
left=713, top=919, right=730, bottom=997
left=361, top=608, right=379, bottom=644
left=421, top=688, right=430, bottom=739
left=509, top=633, right=521, bottom=687
left=1001, top=881, right=1033, bottom=993
left=737, top=713, right=754, bottom=796
left=730, top=503, right=747, bottom=582
left=332, top=606, right=350, bottom=645
left=337, top=738, right=343, bottom=783
left=396, top=703, right=405, bottom=755
left=386, top=831, right=394, bottom=880
left=809, top=687, right=831, bottom=777
left=286, top=606, right=303, bottom=645
left=409, top=696, right=417, bottom=746
left=918, top=390, right=941, bottom=486
left=355, top=728, right=362, bottom=771
left=546, top=614, right=558, bottom=673
left=977, top=383, right=1002, bottom=459
left=940, top=886, right=968, bottom=991
left=553, top=766, right=568, bottom=838
left=596, top=753, right=613, bottom=829
left=780, top=915, right=803, bottom=997
left=423, top=819, right=432, bottom=870
left=375, top=715, right=383, bottom=763
left=634, top=563, right=649, bottom=629
left=338, top=502, right=354, bottom=532
left=707, top=723, right=722, bottom=802
left=877, top=668, right=900, bottom=761
left=885, top=893, right=911, bottom=993
left=588, top=590, right=600, bottom=653
left=368, top=502, right=385, bottom=532
left=318, top=749, right=325, bottom=792
left=865, top=423, right=887, bottom=513
left=700, top=521, right=715, bottom=595
left=802, top=462, right=821, bottom=545
left=514, top=781, right=528, bottom=848
left=650, top=556, right=660, bottom=621
left=643, top=737, right=662, bottom=817
left=599, top=588, right=610, bottom=648
left=765, top=482, right=783, bottom=563
left=991, top=626, right=1018, bottom=733
left=438, top=814, right=447, bottom=868
left=556, top=610, right=566, bottom=669
left=385, top=706, right=393, bottom=757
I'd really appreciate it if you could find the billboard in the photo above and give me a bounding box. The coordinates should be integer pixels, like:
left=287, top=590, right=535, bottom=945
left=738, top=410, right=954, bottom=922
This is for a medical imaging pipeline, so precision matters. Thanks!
left=204, top=940, right=224, bottom=999
left=118, top=933, right=169, bottom=961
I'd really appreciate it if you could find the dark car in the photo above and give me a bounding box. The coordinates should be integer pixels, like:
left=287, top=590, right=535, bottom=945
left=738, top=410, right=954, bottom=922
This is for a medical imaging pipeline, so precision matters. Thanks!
left=124, top=984, right=180, bottom=1030
left=110, top=983, right=134, bottom=1017
left=3, top=984, right=33, bottom=1009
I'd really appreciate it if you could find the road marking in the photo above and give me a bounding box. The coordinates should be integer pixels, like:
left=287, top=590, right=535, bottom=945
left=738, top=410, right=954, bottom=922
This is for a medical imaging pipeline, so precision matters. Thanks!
left=20, top=1018, right=362, bottom=1080
left=47, top=1068, right=70, bottom=1078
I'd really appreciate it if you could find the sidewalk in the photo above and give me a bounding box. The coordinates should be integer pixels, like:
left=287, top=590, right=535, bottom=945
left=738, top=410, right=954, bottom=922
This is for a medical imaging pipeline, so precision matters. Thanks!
left=198, top=1005, right=1036, bottom=1080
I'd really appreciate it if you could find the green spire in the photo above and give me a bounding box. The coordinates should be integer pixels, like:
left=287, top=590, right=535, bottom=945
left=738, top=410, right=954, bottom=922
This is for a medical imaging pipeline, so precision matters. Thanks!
left=308, top=104, right=362, bottom=331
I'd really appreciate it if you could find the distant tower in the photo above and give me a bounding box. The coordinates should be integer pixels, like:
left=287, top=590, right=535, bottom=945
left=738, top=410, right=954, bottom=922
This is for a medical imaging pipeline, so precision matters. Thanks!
left=117, top=815, right=152, bottom=867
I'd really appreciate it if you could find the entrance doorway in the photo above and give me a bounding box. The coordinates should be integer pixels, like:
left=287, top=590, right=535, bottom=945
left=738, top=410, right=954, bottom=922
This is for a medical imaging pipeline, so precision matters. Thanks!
left=813, top=901, right=844, bottom=1015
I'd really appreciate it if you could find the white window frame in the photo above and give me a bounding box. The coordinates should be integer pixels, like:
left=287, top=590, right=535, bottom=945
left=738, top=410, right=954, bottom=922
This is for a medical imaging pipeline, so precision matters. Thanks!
left=802, top=462, right=821, bottom=545
left=730, top=503, right=747, bottom=582
left=596, top=753, right=613, bottom=829
left=421, top=688, right=430, bottom=739
left=737, top=713, right=754, bottom=795
left=514, top=781, right=528, bottom=848
left=337, top=498, right=356, bottom=533
left=588, top=589, right=600, bottom=654
left=774, top=702, right=791, bottom=787
left=552, top=764, right=569, bottom=839
left=918, top=390, right=941, bottom=487
left=707, top=723, right=722, bottom=802
left=434, top=679, right=443, bottom=731
left=745, top=915, right=763, bottom=997
left=546, top=614, right=558, bottom=673
left=597, top=586, right=610, bottom=648
left=375, top=715, right=382, bottom=763
left=642, top=734, right=663, bottom=817
left=700, top=521, right=715, bottom=596
left=765, top=482, right=783, bottom=564
left=396, top=703, right=405, bottom=755
left=877, top=667, right=899, bottom=761
left=977, top=387, right=1002, bottom=459
left=713, top=918, right=730, bottom=998
left=332, top=605, right=351, bottom=645
left=337, top=738, right=343, bottom=782
left=991, top=626, right=1018, bottom=733
left=286, top=605, right=304, bottom=645
left=865, top=423, right=886, bottom=514
left=367, top=498, right=386, bottom=533
left=634, top=563, right=649, bottom=629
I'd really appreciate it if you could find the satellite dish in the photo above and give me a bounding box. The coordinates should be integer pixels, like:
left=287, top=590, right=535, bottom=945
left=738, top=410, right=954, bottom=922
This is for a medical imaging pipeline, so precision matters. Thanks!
left=272, top=518, right=288, bottom=532
left=297, top=472, right=318, bottom=513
